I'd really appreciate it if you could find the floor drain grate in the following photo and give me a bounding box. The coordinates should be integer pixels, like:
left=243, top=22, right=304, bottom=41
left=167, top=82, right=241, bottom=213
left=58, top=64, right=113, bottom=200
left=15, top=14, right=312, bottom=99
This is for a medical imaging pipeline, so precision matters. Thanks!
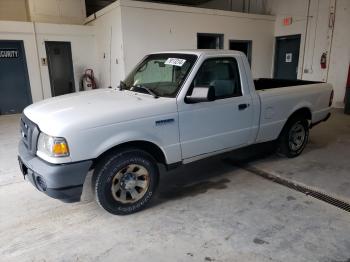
left=224, top=159, right=350, bottom=213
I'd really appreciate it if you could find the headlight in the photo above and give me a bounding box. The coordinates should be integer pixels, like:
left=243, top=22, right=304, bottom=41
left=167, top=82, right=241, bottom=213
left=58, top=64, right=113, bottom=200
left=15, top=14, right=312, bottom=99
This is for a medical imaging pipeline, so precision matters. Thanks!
left=37, top=132, right=70, bottom=158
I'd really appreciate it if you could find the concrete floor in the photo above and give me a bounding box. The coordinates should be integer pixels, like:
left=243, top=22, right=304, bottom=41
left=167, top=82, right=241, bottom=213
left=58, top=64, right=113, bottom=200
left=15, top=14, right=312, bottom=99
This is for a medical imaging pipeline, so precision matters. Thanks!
left=229, top=109, right=350, bottom=201
left=1, top=111, right=350, bottom=262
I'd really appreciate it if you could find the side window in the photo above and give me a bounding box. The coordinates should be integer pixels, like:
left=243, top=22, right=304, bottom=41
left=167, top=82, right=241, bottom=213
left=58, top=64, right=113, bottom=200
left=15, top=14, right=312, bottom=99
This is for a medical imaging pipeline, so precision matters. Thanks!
left=192, top=57, right=242, bottom=99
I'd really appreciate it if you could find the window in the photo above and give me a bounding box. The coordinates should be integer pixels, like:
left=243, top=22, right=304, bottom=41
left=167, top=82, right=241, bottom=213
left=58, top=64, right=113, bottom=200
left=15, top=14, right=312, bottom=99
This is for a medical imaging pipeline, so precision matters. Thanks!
left=123, top=53, right=197, bottom=98
left=197, top=33, right=224, bottom=49
left=229, top=40, right=252, bottom=66
left=191, top=57, right=242, bottom=99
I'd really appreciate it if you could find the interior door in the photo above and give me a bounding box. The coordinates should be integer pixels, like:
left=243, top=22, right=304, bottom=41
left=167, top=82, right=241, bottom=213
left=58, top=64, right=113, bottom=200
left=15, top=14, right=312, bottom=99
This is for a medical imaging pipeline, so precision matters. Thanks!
left=45, top=41, right=75, bottom=97
left=178, top=57, right=253, bottom=160
left=274, top=35, right=301, bottom=79
left=0, top=40, right=32, bottom=115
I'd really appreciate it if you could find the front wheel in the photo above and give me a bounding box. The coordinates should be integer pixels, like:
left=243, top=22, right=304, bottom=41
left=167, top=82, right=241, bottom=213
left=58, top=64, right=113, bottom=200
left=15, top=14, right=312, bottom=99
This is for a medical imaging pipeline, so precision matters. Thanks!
left=94, top=149, right=159, bottom=215
left=277, top=117, right=309, bottom=158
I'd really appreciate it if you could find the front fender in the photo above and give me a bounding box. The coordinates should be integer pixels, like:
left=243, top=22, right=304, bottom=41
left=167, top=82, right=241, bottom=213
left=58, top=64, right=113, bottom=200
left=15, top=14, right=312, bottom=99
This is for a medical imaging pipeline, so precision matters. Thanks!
left=94, top=130, right=166, bottom=160
left=68, top=114, right=181, bottom=164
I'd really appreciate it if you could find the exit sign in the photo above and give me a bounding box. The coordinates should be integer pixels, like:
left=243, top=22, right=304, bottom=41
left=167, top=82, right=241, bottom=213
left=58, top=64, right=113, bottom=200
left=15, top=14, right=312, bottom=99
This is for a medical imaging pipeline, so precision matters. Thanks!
left=283, top=17, right=293, bottom=26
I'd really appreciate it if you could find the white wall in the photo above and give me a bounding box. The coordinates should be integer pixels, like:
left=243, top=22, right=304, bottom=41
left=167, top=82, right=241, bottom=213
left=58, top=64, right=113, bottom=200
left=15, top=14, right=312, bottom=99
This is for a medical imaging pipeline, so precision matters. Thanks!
left=89, top=2, right=125, bottom=89
left=0, top=0, right=28, bottom=21
left=0, top=21, right=97, bottom=102
left=268, top=0, right=308, bottom=80
left=27, top=0, right=86, bottom=25
left=34, top=23, right=97, bottom=98
left=1, top=0, right=275, bottom=103
left=327, top=0, right=350, bottom=106
left=119, top=0, right=275, bottom=79
left=268, top=0, right=350, bottom=107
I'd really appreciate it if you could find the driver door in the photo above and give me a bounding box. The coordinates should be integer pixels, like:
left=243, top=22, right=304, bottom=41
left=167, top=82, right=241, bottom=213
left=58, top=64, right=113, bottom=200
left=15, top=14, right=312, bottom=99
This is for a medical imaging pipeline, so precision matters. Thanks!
left=178, top=56, right=254, bottom=160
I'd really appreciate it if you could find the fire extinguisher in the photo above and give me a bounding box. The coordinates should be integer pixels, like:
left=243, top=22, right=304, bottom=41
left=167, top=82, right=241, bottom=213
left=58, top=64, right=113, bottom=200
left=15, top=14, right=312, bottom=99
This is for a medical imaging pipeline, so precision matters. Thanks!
left=320, top=52, right=327, bottom=69
left=80, top=69, right=97, bottom=91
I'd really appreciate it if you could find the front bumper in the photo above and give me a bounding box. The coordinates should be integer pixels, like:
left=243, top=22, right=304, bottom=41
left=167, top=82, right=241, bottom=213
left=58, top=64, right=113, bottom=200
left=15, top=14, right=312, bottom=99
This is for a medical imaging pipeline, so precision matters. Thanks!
left=18, top=140, right=92, bottom=203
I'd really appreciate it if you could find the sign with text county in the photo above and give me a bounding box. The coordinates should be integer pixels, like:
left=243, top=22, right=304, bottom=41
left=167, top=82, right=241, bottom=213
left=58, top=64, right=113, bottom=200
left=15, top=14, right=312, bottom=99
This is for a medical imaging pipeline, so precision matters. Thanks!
left=0, top=49, right=19, bottom=58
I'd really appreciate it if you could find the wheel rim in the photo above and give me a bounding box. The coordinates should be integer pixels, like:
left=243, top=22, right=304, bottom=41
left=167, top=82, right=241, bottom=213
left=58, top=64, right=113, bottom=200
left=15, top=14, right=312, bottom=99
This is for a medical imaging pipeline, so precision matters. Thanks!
left=288, top=122, right=306, bottom=151
left=111, top=164, right=150, bottom=204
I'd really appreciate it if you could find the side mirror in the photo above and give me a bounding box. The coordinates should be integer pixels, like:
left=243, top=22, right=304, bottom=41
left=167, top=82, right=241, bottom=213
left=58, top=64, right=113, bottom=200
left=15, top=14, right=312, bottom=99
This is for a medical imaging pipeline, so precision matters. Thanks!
left=186, top=86, right=215, bottom=103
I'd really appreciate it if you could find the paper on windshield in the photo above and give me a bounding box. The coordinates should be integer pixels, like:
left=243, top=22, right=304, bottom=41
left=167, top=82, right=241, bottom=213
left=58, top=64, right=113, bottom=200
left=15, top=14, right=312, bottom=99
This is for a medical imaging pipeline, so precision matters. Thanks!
left=165, top=58, right=186, bottom=67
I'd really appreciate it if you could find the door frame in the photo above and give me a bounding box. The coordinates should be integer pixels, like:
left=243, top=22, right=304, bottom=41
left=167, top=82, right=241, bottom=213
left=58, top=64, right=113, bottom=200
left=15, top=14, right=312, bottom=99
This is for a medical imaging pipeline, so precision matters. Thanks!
left=273, top=34, right=301, bottom=79
left=0, top=40, right=32, bottom=114
left=229, top=40, right=252, bottom=65
left=45, top=41, right=75, bottom=97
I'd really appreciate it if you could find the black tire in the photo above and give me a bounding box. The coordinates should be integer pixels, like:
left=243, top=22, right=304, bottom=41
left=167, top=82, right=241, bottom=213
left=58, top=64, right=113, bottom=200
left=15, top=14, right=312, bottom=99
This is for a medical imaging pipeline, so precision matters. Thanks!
left=94, top=148, right=159, bottom=215
left=277, top=116, right=309, bottom=158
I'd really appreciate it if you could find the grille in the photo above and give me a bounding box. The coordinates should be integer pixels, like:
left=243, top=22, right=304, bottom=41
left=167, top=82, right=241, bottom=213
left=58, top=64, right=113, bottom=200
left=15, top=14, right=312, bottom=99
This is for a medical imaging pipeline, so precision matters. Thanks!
left=20, top=114, right=39, bottom=155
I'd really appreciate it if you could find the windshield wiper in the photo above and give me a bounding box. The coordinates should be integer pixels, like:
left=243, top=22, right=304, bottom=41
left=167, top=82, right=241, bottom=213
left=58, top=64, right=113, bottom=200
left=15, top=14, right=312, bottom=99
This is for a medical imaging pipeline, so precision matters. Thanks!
left=131, top=85, right=159, bottom=99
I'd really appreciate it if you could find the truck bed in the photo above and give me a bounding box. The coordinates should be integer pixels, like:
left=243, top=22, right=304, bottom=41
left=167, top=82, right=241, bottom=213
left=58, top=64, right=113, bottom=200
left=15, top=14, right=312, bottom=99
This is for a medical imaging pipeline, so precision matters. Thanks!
left=254, top=79, right=332, bottom=144
left=254, top=78, right=322, bottom=91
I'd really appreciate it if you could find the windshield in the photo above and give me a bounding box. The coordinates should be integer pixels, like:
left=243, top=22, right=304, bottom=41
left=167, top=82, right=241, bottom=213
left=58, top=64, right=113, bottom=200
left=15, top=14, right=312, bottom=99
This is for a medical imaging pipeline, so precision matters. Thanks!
left=123, top=53, right=197, bottom=98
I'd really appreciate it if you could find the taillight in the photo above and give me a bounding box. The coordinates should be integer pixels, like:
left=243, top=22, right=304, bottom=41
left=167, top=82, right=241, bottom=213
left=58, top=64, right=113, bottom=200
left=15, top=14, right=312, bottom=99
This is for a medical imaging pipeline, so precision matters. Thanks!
left=329, top=90, right=334, bottom=107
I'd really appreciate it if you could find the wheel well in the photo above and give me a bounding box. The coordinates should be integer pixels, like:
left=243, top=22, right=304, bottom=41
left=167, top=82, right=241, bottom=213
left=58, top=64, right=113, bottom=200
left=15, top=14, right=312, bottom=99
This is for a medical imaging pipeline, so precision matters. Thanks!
left=91, top=141, right=167, bottom=170
left=288, top=107, right=312, bottom=122
left=278, top=107, right=312, bottom=138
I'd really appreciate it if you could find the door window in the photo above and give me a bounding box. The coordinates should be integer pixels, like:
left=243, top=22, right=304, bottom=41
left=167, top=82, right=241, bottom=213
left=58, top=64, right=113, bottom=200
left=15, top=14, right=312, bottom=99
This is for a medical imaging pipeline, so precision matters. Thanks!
left=191, top=57, right=242, bottom=99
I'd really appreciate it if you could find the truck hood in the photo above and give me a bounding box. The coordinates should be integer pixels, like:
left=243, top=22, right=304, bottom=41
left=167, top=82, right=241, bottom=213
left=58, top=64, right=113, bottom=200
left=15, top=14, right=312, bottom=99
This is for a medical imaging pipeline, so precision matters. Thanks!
left=24, top=89, right=177, bottom=136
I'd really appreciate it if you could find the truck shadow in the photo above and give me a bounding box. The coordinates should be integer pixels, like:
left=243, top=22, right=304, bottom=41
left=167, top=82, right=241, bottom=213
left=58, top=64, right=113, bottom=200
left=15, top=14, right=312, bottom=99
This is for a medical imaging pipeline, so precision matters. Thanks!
left=150, top=116, right=344, bottom=207
left=151, top=142, right=277, bottom=207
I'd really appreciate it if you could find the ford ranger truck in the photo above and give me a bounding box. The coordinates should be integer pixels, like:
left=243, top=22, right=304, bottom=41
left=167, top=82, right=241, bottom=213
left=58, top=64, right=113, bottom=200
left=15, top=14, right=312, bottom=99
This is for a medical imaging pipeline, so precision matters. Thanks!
left=18, top=50, right=333, bottom=215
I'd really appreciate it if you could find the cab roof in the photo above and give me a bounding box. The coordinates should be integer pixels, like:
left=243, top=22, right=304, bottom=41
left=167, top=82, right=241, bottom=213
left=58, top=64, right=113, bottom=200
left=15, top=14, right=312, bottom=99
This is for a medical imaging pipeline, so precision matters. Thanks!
left=150, top=49, right=244, bottom=57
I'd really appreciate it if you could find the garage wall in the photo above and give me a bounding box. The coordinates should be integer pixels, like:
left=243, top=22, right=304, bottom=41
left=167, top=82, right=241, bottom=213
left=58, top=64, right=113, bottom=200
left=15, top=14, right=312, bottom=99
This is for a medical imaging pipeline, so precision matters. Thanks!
left=27, top=0, right=86, bottom=25
left=0, top=0, right=86, bottom=25
left=34, top=23, right=97, bottom=98
left=0, top=21, right=97, bottom=102
left=0, top=0, right=29, bottom=22
left=120, top=0, right=275, bottom=79
left=327, top=0, right=350, bottom=107
left=269, top=0, right=335, bottom=81
left=88, top=2, right=125, bottom=89
left=267, top=0, right=350, bottom=108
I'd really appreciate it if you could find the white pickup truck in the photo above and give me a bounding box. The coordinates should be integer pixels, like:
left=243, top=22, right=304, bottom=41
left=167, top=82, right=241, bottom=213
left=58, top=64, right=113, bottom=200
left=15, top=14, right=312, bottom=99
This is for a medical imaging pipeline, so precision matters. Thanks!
left=18, top=50, right=333, bottom=215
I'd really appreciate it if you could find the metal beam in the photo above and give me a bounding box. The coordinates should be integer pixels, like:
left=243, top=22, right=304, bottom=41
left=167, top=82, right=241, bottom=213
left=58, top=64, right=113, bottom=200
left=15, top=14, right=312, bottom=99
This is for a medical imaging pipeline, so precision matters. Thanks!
left=85, top=0, right=212, bottom=16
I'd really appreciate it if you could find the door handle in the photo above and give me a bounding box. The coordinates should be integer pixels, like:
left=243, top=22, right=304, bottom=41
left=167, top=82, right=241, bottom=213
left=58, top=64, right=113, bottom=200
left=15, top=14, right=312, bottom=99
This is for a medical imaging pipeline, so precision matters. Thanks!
left=238, top=103, right=249, bottom=110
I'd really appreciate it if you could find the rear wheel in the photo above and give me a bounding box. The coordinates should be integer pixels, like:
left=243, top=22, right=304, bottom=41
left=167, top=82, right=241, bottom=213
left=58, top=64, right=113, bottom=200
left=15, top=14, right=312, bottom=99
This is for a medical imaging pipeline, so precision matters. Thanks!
left=278, top=117, right=309, bottom=158
left=94, top=149, right=159, bottom=215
